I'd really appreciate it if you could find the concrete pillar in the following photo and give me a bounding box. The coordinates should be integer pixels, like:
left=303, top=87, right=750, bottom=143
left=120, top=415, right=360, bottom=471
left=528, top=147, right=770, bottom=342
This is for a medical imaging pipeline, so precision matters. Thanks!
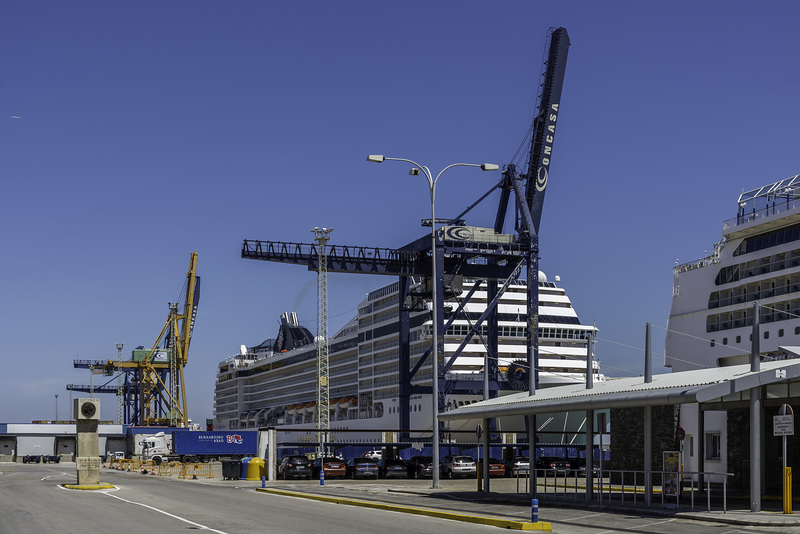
left=74, top=398, right=101, bottom=485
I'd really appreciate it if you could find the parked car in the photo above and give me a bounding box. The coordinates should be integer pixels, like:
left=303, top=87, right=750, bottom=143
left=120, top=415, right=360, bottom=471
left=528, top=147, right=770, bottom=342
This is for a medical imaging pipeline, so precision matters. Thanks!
left=377, top=458, right=407, bottom=478
left=312, top=456, right=347, bottom=479
left=277, top=455, right=312, bottom=479
left=487, top=458, right=505, bottom=477
left=406, top=455, right=435, bottom=479
left=346, top=457, right=379, bottom=478
left=504, top=456, right=530, bottom=477
left=536, top=456, right=571, bottom=472
left=440, top=455, right=476, bottom=479
left=570, top=457, right=599, bottom=476
left=361, top=449, right=382, bottom=460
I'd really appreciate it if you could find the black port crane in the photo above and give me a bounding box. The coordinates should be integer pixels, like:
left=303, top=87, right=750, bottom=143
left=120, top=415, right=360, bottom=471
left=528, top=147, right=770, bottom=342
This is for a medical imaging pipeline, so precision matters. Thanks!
left=242, top=27, right=570, bottom=437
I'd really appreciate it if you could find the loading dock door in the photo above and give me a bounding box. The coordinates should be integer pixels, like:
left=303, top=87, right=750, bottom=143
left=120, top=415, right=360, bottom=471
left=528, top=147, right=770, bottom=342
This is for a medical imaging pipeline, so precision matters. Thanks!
left=55, top=437, right=76, bottom=457
left=0, top=436, right=16, bottom=461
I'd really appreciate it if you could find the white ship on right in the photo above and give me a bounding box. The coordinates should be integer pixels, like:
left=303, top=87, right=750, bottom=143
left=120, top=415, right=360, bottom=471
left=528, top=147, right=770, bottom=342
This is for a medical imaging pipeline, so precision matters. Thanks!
left=666, top=173, right=800, bottom=480
left=667, top=174, right=800, bottom=371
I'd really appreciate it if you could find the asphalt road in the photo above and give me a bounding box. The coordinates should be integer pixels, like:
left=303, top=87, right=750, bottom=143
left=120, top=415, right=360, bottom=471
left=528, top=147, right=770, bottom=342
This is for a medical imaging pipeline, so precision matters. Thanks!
left=0, top=462, right=793, bottom=534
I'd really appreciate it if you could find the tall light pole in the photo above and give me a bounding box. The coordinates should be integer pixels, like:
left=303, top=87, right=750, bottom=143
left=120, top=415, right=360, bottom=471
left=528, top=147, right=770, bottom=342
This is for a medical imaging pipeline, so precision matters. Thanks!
left=367, top=155, right=498, bottom=488
left=116, top=343, right=124, bottom=424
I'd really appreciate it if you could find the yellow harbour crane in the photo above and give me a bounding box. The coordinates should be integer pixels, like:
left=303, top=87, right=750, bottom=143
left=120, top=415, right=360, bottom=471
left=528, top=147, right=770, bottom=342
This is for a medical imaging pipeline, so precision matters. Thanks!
left=106, top=252, right=200, bottom=427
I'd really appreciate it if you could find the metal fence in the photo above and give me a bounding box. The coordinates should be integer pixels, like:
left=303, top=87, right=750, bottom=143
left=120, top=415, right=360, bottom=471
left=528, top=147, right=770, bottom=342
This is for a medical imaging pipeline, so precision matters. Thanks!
left=525, top=468, right=734, bottom=513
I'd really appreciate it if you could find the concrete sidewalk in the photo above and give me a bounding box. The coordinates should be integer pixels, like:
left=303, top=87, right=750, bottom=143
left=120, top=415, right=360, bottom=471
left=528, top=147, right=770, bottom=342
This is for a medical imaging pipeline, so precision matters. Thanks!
left=253, top=482, right=800, bottom=528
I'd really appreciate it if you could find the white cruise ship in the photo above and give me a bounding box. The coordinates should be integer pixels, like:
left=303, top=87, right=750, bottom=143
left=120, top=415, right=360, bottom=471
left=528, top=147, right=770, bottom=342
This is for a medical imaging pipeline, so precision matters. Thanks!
left=666, top=174, right=800, bottom=370
left=213, top=273, right=603, bottom=443
left=666, top=174, right=800, bottom=481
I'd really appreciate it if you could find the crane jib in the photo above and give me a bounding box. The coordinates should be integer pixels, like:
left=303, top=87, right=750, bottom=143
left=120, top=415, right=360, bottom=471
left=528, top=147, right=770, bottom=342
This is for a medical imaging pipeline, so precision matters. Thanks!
left=534, top=103, right=560, bottom=193
left=526, top=26, right=570, bottom=235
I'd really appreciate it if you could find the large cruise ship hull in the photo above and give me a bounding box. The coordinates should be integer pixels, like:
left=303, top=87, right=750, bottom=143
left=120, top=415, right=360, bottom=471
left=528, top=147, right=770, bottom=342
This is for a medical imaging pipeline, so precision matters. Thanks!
left=214, top=276, right=602, bottom=447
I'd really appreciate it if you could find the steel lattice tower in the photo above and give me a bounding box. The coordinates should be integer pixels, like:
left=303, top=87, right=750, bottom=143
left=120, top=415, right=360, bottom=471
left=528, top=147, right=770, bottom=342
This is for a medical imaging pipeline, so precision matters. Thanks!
left=116, top=343, right=124, bottom=424
left=313, top=227, right=333, bottom=455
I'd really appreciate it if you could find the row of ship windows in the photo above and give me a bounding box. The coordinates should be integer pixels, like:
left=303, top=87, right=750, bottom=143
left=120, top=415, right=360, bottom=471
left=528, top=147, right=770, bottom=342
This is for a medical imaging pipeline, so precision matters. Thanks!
left=715, top=250, right=800, bottom=286
left=710, top=276, right=800, bottom=307
left=733, top=221, right=800, bottom=257
left=709, top=326, right=800, bottom=347
left=706, top=298, right=800, bottom=332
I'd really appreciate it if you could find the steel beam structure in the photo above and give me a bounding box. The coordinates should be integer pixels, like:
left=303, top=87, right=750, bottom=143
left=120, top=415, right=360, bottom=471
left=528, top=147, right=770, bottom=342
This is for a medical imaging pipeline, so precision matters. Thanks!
left=242, top=28, right=570, bottom=460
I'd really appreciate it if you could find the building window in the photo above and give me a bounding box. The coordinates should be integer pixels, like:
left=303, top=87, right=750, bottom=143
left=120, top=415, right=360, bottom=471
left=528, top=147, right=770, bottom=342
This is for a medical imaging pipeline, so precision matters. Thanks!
left=723, top=338, right=728, bottom=345
left=796, top=326, right=800, bottom=335
left=688, top=436, right=694, bottom=458
left=779, top=329, right=785, bottom=337
left=710, top=339, right=715, bottom=347
left=764, top=331, right=770, bottom=340
left=705, top=432, right=721, bottom=461
left=736, top=335, right=741, bottom=343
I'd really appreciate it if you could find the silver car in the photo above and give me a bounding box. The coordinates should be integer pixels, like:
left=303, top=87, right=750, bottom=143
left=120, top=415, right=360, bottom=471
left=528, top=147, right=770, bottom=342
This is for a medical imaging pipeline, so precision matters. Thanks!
left=440, top=455, right=476, bottom=479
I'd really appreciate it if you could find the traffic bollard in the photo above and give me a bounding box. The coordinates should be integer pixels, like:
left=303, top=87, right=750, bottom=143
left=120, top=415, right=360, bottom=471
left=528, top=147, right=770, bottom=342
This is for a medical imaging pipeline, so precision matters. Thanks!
left=262, top=475, right=266, bottom=489
left=531, top=498, right=539, bottom=523
left=320, top=469, right=325, bottom=486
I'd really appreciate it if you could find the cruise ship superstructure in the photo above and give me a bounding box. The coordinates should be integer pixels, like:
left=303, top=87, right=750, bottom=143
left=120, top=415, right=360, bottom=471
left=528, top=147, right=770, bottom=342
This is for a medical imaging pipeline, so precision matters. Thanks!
left=666, top=173, right=800, bottom=480
left=213, top=274, right=602, bottom=442
left=667, top=174, right=800, bottom=371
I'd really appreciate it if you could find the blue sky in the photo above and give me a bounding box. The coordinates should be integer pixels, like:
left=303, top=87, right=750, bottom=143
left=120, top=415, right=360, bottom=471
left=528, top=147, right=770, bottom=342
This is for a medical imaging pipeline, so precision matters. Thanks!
left=2, top=1, right=799, bottom=423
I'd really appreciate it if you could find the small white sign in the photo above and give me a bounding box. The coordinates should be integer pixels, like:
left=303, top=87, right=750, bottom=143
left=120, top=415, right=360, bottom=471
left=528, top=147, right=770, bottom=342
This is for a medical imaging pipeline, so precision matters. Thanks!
left=774, top=414, right=794, bottom=436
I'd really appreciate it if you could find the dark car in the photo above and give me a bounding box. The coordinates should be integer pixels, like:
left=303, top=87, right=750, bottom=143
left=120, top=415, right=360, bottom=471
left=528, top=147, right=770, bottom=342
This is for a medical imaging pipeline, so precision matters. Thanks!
left=406, top=455, right=434, bottom=479
left=377, top=458, right=407, bottom=478
left=311, top=456, right=347, bottom=479
left=570, top=457, right=599, bottom=475
left=536, top=456, right=571, bottom=472
left=277, top=455, right=312, bottom=479
left=346, top=457, right=378, bottom=479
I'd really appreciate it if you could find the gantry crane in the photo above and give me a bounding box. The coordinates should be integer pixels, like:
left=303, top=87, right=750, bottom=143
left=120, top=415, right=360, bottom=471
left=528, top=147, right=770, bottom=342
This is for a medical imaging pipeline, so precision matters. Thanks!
left=70, top=252, right=200, bottom=426
left=242, top=28, right=570, bottom=437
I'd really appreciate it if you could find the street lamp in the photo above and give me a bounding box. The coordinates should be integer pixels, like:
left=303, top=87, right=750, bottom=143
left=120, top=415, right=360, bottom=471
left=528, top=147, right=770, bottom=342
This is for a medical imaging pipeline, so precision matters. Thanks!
left=367, top=154, right=498, bottom=488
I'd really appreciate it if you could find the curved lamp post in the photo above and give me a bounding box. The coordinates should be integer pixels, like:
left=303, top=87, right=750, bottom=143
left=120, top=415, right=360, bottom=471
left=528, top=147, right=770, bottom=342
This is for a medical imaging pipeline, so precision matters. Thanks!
left=367, top=154, right=498, bottom=488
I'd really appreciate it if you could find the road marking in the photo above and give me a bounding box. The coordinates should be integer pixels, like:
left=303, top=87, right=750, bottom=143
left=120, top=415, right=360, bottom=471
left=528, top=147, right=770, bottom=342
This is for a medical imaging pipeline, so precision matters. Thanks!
left=100, top=490, right=230, bottom=534
left=43, top=472, right=75, bottom=481
left=594, top=517, right=676, bottom=534
left=562, top=513, right=604, bottom=521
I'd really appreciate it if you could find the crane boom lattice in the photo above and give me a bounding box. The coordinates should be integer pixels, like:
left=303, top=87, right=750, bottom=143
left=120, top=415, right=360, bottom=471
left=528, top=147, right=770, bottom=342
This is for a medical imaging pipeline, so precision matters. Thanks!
left=313, top=227, right=332, bottom=454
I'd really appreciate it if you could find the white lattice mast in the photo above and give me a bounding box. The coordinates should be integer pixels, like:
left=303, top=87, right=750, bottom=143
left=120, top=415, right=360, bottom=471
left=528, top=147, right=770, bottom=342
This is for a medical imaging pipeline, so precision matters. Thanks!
left=312, top=227, right=333, bottom=455
left=116, top=343, right=124, bottom=424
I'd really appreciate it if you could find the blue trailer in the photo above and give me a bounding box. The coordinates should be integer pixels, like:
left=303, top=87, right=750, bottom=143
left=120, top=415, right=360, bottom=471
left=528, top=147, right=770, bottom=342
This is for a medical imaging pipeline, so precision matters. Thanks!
left=173, top=431, right=257, bottom=462
left=140, top=430, right=257, bottom=464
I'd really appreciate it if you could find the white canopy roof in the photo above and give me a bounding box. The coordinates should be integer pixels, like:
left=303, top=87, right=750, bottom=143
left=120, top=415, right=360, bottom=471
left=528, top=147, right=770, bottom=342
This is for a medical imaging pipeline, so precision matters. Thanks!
left=439, top=359, right=800, bottom=421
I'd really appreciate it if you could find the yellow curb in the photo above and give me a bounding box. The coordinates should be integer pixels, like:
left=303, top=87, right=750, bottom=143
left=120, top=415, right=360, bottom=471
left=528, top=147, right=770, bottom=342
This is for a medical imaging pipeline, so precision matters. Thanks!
left=62, top=483, right=116, bottom=490
left=256, top=488, right=551, bottom=531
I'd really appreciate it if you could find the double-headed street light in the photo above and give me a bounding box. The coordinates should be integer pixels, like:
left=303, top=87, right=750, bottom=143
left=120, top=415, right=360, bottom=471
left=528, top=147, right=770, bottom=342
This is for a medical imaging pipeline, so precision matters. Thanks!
left=367, top=154, right=499, bottom=488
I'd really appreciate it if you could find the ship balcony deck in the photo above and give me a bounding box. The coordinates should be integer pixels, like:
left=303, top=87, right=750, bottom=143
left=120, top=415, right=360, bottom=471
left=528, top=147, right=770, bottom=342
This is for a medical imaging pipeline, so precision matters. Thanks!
left=723, top=199, right=800, bottom=239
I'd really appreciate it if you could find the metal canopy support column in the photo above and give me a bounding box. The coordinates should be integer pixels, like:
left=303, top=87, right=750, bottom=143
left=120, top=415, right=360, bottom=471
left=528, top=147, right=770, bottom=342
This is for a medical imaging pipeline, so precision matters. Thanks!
left=644, top=323, right=653, bottom=506
left=586, top=409, right=594, bottom=503
left=644, top=406, right=653, bottom=506
left=698, top=404, right=705, bottom=492
left=750, top=302, right=761, bottom=512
